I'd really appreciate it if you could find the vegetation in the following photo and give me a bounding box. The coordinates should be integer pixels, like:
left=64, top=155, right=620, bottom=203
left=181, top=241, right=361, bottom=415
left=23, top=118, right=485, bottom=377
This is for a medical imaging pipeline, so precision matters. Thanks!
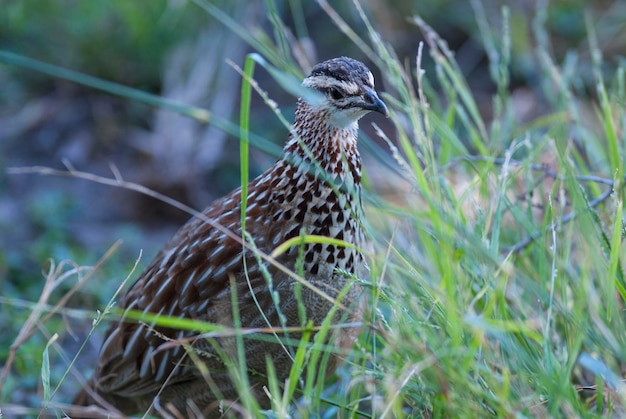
left=1, top=0, right=626, bottom=417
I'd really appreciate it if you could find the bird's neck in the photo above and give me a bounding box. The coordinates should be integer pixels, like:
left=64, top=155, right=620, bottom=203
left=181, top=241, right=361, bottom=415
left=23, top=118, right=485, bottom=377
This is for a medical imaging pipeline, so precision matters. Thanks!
left=283, top=100, right=362, bottom=186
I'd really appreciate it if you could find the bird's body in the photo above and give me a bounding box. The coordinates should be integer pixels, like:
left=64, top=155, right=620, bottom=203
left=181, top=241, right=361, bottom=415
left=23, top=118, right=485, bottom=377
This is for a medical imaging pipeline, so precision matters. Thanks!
left=73, top=57, right=387, bottom=418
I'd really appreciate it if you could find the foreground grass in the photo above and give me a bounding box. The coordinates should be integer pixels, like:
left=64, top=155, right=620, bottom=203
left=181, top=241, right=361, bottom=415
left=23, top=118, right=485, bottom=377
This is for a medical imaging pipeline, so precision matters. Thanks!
left=1, top=1, right=626, bottom=418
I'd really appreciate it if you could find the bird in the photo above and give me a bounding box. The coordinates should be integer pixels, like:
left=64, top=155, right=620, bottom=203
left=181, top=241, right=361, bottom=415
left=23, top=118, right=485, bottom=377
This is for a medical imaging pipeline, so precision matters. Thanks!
left=72, top=56, right=388, bottom=418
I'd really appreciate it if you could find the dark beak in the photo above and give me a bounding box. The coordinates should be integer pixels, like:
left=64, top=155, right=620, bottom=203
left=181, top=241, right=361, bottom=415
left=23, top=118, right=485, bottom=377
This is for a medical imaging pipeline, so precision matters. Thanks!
left=360, top=87, right=389, bottom=118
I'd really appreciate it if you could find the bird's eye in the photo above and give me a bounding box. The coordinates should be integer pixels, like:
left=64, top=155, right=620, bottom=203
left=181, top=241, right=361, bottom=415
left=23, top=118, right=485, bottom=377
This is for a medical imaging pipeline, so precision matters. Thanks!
left=329, top=88, right=344, bottom=100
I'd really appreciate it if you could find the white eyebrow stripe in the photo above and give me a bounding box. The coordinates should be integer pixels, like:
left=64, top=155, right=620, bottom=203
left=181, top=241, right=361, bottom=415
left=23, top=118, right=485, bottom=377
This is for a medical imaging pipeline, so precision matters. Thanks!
left=302, top=76, right=361, bottom=95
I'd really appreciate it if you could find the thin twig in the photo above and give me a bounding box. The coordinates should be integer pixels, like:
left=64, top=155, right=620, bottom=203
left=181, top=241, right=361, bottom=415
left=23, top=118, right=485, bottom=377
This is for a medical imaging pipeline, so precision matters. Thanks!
left=0, top=241, right=119, bottom=393
left=504, top=186, right=614, bottom=255
left=439, top=154, right=617, bottom=254
left=444, top=155, right=615, bottom=186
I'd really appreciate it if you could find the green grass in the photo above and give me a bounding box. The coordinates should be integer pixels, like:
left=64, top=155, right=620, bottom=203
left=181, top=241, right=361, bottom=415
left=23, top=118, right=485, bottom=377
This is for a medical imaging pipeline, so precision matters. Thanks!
left=1, top=0, right=626, bottom=417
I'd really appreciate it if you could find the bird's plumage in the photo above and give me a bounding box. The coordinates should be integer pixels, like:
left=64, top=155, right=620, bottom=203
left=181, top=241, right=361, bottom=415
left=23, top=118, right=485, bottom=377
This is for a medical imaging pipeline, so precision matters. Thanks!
left=73, top=56, right=387, bottom=418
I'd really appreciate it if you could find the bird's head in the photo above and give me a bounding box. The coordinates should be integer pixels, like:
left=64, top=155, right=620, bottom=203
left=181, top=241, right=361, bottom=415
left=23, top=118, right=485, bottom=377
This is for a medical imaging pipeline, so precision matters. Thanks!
left=301, top=57, right=388, bottom=129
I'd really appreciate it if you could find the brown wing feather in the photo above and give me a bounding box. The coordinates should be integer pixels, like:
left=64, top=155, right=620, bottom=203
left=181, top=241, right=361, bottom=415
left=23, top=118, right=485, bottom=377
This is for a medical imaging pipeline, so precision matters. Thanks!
left=91, top=171, right=283, bottom=399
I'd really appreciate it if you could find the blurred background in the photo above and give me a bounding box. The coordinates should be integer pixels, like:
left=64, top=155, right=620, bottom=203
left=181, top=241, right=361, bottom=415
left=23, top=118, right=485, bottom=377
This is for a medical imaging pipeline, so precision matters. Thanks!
left=1, top=0, right=625, bottom=410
